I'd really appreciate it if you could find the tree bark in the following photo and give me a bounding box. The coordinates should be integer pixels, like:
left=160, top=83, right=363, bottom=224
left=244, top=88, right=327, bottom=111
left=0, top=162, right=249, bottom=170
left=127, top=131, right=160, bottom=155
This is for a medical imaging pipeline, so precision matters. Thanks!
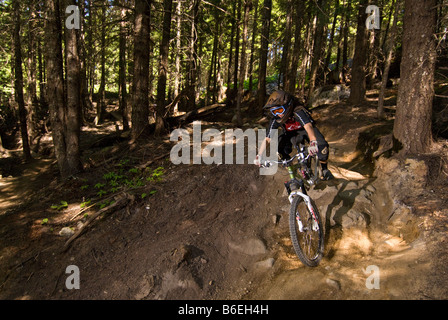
left=131, top=0, right=151, bottom=140
left=393, top=0, right=437, bottom=155
left=95, top=3, right=107, bottom=125
left=248, top=0, right=259, bottom=93
left=257, top=0, right=272, bottom=109
left=118, top=2, right=129, bottom=131
left=65, top=0, right=83, bottom=175
left=235, top=0, right=252, bottom=126
left=26, top=3, right=39, bottom=149
left=44, top=0, right=69, bottom=176
left=12, top=0, right=32, bottom=162
left=280, top=0, right=293, bottom=90
left=285, top=0, right=304, bottom=93
left=173, top=0, right=182, bottom=114
left=186, top=0, right=200, bottom=112
left=348, top=0, right=369, bottom=105
left=308, top=0, right=328, bottom=99
left=233, top=0, right=242, bottom=96
left=324, top=0, right=340, bottom=84
left=378, top=0, right=400, bottom=119
left=155, top=0, right=173, bottom=136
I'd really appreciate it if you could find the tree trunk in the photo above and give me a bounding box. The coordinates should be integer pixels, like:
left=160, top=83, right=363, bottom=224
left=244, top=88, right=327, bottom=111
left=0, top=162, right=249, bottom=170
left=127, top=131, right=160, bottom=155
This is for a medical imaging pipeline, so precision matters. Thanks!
left=207, top=7, right=220, bottom=105
left=248, top=0, right=259, bottom=93
left=26, top=4, right=39, bottom=149
left=65, top=0, right=83, bottom=175
left=308, top=0, right=328, bottom=98
left=186, top=0, right=199, bottom=112
left=342, top=0, right=351, bottom=82
left=348, top=0, right=369, bottom=105
left=95, top=3, right=107, bottom=125
left=235, top=0, right=252, bottom=126
left=12, top=0, right=32, bottom=162
left=226, top=1, right=236, bottom=107
left=280, top=0, right=293, bottom=90
left=285, top=0, right=304, bottom=94
left=44, top=0, right=69, bottom=176
left=131, top=0, right=151, bottom=140
left=173, top=0, right=182, bottom=115
left=233, top=0, right=242, bottom=98
left=324, top=0, right=340, bottom=84
left=378, top=0, right=400, bottom=119
left=257, top=0, right=272, bottom=109
left=155, top=0, right=173, bottom=136
left=298, top=8, right=314, bottom=97
left=393, top=0, right=437, bottom=155
left=119, top=2, right=129, bottom=131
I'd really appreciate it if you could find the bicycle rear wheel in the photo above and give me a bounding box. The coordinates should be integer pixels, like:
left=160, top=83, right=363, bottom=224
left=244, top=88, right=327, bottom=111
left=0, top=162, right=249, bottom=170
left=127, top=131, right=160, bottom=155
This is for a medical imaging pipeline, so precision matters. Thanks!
left=289, top=196, right=324, bottom=267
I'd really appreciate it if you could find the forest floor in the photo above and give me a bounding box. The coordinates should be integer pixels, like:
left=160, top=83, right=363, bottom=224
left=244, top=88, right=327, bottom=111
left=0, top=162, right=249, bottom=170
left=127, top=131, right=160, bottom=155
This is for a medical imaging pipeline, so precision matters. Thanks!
left=1, top=88, right=448, bottom=301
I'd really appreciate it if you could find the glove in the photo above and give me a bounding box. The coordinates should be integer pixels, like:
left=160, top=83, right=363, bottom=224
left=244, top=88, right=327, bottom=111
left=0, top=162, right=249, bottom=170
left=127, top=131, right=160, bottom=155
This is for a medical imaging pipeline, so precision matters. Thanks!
left=309, top=140, right=319, bottom=156
left=254, top=155, right=262, bottom=166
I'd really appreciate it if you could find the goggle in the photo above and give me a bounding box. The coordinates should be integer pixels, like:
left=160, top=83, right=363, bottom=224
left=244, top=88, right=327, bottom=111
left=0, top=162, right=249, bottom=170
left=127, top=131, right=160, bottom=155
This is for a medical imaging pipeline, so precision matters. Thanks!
left=270, top=105, right=286, bottom=117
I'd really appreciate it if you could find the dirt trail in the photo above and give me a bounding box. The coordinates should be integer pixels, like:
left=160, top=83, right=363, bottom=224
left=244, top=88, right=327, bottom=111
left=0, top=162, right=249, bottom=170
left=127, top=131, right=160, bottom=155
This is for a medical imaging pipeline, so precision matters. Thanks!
left=0, top=100, right=447, bottom=300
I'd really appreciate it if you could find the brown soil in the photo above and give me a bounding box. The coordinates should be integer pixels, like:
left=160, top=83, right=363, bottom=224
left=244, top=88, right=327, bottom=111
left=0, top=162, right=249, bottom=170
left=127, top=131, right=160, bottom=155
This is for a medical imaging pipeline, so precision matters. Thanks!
left=1, top=94, right=447, bottom=300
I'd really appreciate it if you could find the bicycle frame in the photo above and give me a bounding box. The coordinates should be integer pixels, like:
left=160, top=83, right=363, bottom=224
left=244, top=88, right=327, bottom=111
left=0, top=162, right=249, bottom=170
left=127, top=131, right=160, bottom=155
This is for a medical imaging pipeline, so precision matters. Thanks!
left=262, top=148, right=319, bottom=214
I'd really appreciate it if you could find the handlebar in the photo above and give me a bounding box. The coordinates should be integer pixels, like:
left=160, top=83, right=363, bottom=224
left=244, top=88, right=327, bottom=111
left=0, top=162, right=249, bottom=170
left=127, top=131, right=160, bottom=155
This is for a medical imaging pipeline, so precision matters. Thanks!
left=260, top=148, right=312, bottom=168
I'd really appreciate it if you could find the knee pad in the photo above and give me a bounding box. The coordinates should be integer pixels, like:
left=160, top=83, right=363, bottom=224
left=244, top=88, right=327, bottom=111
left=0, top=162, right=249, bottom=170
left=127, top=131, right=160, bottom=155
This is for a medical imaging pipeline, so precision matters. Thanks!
left=318, top=144, right=329, bottom=162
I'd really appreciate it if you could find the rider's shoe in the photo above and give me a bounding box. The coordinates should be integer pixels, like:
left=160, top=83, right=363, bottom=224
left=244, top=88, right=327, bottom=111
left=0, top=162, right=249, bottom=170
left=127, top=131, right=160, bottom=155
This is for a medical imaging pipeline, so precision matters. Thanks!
left=322, top=169, right=334, bottom=181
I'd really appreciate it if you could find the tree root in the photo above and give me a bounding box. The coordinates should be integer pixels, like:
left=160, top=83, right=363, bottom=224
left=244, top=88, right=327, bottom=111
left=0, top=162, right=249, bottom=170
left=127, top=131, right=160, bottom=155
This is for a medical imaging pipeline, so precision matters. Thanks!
left=63, top=192, right=135, bottom=251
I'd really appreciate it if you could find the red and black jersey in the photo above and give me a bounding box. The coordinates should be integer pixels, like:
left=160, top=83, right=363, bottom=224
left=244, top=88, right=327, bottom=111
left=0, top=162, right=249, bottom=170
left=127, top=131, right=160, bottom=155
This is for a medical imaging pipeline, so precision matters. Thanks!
left=266, top=108, right=313, bottom=138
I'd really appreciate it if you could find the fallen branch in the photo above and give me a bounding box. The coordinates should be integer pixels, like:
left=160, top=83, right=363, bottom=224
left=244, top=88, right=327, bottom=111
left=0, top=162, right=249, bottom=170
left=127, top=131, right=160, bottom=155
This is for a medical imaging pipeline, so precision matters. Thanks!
left=63, top=193, right=134, bottom=251
left=137, top=152, right=171, bottom=169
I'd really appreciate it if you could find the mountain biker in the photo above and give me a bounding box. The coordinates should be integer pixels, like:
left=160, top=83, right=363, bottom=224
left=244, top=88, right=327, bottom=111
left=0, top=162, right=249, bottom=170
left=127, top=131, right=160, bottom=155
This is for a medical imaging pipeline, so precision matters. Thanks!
left=254, top=90, right=334, bottom=181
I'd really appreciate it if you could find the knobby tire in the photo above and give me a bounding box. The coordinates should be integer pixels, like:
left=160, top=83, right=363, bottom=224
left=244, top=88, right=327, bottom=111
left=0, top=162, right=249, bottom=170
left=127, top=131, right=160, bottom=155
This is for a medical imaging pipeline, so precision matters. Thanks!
left=289, top=196, right=324, bottom=267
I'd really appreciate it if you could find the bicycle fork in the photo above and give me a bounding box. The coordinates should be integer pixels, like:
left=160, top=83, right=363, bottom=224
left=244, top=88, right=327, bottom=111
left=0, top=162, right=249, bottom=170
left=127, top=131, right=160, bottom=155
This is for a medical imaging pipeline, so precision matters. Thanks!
left=289, top=191, right=319, bottom=232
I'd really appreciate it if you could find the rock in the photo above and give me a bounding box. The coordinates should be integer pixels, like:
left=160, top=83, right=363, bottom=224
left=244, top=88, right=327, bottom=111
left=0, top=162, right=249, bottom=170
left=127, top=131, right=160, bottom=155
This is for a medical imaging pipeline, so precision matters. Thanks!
left=59, top=227, right=75, bottom=237
left=255, top=258, right=275, bottom=269
left=229, top=238, right=267, bottom=256
left=272, top=214, right=281, bottom=226
left=372, top=134, right=393, bottom=158
left=309, top=84, right=350, bottom=108
left=326, top=278, right=341, bottom=290
left=135, top=275, right=156, bottom=300
left=365, top=185, right=376, bottom=193
left=345, top=181, right=359, bottom=190
left=172, top=245, right=193, bottom=265
left=342, top=209, right=367, bottom=229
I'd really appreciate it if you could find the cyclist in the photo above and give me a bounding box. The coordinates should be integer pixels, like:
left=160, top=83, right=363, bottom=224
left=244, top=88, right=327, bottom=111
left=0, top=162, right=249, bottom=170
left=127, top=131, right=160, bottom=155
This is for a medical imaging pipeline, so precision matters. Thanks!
left=254, top=90, right=334, bottom=181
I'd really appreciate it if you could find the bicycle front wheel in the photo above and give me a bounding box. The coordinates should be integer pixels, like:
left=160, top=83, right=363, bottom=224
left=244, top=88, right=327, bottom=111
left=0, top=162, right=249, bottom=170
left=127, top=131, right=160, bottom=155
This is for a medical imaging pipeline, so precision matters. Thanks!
left=289, top=196, right=324, bottom=267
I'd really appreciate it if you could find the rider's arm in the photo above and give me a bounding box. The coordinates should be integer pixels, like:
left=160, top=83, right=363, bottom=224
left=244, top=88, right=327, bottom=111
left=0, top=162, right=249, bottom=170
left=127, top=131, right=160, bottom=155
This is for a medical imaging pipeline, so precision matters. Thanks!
left=304, top=123, right=317, bottom=141
left=293, top=110, right=317, bottom=142
left=257, top=137, right=270, bottom=157
left=255, top=118, right=277, bottom=165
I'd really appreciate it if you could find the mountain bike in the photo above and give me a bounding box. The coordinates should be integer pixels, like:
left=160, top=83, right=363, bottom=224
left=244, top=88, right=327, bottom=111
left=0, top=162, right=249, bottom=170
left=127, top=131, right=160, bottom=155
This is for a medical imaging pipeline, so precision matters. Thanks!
left=262, top=145, right=324, bottom=267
